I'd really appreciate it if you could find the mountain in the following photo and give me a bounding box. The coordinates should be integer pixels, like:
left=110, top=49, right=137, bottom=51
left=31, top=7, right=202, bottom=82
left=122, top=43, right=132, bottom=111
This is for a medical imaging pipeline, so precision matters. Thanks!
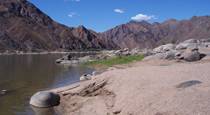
left=0, top=0, right=116, bottom=52
left=0, top=0, right=210, bottom=52
left=102, top=16, right=210, bottom=49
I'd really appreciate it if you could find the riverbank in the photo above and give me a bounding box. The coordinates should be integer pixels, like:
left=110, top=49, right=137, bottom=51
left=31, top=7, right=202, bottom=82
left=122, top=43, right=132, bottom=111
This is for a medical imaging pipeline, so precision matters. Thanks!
left=0, top=51, right=101, bottom=56
left=52, top=55, right=210, bottom=115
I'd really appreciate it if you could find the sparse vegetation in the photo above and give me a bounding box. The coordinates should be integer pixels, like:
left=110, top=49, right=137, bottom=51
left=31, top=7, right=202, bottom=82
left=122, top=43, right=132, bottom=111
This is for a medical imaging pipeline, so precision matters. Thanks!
left=84, top=55, right=144, bottom=67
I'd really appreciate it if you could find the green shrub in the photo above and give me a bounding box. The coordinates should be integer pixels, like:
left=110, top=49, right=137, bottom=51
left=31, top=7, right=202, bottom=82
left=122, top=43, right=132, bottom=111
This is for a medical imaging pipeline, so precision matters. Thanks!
left=84, top=55, right=144, bottom=67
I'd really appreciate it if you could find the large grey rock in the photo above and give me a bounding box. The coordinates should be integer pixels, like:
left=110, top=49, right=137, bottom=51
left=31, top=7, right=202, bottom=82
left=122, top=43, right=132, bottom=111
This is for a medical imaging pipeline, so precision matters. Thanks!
left=141, top=49, right=154, bottom=56
left=176, top=43, right=198, bottom=50
left=55, top=54, right=79, bottom=64
left=30, top=91, right=60, bottom=108
left=163, top=50, right=178, bottom=60
left=175, top=39, right=199, bottom=50
left=114, top=48, right=131, bottom=56
left=200, top=39, right=210, bottom=43
left=183, top=51, right=200, bottom=62
left=203, top=42, right=210, bottom=48
left=130, top=48, right=141, bottom=55
left=143, top=50, right=178, bottom=61
left=179, top=50, right=206, bottom=62
left=153, top=44, right=175, bottom=53
left=182, top=39, right=198, bottom=44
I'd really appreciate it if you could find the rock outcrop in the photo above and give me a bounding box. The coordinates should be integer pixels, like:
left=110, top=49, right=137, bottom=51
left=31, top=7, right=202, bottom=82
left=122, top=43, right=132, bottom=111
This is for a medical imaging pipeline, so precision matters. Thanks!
left=144, top=39, right=209, bottom=62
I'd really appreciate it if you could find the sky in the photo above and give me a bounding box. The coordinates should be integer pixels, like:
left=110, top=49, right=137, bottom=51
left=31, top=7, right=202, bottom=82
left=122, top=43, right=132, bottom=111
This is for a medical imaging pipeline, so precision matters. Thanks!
left=29, top=0, right=210, bottom=32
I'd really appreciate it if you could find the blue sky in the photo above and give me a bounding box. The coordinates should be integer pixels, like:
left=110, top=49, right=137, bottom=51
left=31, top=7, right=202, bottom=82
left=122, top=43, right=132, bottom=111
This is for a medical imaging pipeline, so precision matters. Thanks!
left=29, top=0, right=210, bottom=32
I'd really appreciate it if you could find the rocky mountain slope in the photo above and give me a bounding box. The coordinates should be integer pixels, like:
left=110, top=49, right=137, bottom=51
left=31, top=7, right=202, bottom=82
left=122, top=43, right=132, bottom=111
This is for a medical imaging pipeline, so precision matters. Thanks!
left=102, top=16, right=210, bottom=49
left=0, top=0, right=116, bottom=52
left=0, top=0, right=210, bottom=52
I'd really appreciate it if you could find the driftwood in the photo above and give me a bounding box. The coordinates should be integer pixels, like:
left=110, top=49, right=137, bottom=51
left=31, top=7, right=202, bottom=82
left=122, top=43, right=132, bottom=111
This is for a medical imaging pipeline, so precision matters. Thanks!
left=61, top=79, right=108, bottom=96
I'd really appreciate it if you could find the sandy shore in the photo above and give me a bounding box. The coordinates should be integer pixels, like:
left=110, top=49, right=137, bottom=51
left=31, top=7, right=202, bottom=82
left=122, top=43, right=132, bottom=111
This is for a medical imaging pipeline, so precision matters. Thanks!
left=54, top=55, right=210, bottom=115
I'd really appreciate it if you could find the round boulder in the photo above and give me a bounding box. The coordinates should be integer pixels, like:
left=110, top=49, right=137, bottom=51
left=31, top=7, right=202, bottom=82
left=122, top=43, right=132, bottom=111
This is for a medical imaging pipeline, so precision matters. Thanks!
left=30, top=91, right=60, bottom=108
left=180, top=50, right=206, bottom=62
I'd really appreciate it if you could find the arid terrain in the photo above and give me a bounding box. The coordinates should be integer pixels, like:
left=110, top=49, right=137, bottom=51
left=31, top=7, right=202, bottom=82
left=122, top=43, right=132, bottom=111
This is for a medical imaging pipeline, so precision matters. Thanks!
left=52, top=47, right=210, bottom=115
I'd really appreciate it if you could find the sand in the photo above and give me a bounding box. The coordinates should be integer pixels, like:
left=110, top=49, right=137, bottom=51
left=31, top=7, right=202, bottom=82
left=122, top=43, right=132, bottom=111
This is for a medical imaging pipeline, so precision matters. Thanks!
left=54, top=56, right=210, bottom=115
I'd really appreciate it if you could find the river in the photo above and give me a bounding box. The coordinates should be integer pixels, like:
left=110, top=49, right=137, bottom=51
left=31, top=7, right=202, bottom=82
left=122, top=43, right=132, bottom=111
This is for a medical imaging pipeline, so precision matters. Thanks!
left=0, top=54, right=94, bottom=115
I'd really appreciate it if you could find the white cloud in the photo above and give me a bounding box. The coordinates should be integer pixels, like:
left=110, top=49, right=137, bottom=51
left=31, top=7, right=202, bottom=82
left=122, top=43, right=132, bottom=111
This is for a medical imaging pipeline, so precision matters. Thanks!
left=131, top=13, right=156, bottom=22
left=114, top=9, right=124, bottom=14
left=68, top=12, right=77, bottom=18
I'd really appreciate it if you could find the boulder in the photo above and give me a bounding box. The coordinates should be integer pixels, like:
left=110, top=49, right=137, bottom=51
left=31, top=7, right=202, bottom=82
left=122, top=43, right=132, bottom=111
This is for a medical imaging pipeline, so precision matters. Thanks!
left=56, top=54, right=79, bottom=64
left=175, top=39, right=199, bottom=50
left=182, top=39, right=198, bottom=44
left=163, top=50, right=178, bottom=60
left=183, top=51, right=200, bottom=62
left=203, top=42, right=210, bottom=48
left=143, top=50, right=178, bottom=61
left=30, top=91, right=60, bottom=108
left=121, top=51, right=131, bottom=56
left=200, top=38, right=210, bottom=43
left=141, top=49, right=154, bottom=56
left=175, top=43, right=198, bottom=50
left=114, top=48, right=131, bottom=56
left=130, top=48, right=141, bottom=55
left=63, top=54, right=72, bottom=60
left=178, top=50, right=206, bottom=62
left=80, top=74, right=92, bottom=81
left=153, top=44, right=175, bottom=53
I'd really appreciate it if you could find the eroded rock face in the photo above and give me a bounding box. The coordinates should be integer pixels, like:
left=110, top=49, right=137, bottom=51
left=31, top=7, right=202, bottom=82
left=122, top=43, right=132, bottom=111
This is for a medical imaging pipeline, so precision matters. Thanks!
left=0, top=0, right=117, bottom=52
left=30, top=91, right=60, bottom=108
left=102, top=16, right=210, bottom=49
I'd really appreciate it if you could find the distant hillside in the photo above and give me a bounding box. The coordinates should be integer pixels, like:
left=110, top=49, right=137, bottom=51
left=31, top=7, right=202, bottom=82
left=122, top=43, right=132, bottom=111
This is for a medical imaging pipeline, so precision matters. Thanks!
left=102, top=16, right=210, bottom=49
left=0, top=0, right=116, bottom=52
left=0, top=0, right=210, bottom=52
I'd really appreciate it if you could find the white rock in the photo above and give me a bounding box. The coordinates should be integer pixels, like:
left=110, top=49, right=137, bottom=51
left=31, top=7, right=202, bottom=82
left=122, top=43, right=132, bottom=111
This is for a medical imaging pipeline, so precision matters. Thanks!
left=80, top=74, right=92, bottom=81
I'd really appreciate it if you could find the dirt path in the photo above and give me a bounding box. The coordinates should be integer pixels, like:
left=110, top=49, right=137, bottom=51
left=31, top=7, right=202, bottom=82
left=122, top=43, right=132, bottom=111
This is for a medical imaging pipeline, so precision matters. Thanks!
left=55, top=57, right=210, bottom=115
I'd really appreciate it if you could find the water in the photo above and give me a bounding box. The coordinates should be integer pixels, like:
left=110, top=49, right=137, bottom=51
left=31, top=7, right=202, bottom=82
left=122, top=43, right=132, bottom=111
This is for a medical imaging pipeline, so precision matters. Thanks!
left=0, top=54, right=94, bottom=115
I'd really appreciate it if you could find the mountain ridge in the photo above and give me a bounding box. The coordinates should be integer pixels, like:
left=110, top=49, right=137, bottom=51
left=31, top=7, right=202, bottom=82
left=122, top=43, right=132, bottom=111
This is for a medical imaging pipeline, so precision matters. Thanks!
left=102, top=15, right=210, bottom=49
left=0, top=0, right=117, bottom=52
left=0, top=0, right=210, bottom=52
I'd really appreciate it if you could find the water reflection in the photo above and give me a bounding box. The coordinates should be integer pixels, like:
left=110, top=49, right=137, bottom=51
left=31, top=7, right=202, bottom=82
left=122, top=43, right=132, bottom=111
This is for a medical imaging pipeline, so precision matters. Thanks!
left=0, top=54, right=93, bottom=115
left=31, top=106, right=57, bottom=115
